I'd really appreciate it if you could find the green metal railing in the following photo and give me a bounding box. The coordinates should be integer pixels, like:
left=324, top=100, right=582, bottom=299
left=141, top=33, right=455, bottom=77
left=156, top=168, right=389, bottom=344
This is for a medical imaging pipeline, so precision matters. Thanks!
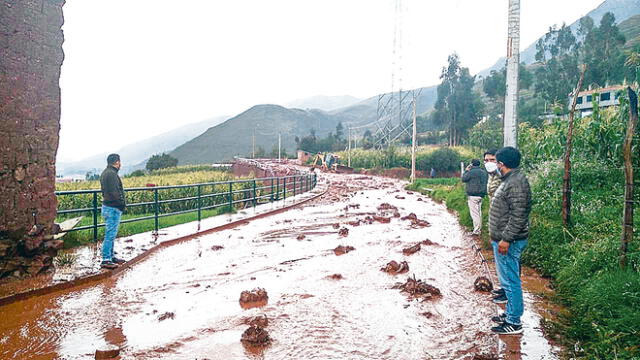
left=55, top=173, right=317, bottom=240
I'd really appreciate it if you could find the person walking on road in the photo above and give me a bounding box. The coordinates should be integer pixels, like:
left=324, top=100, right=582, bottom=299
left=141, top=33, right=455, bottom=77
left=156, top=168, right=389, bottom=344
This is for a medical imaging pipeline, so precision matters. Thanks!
left=489, top=146, right=532, bottom=335
left=461, top=159, right=488, bottom=236
left=100, top=154, right=127, bottom=269
left=484, top=149, right=507, bottom=302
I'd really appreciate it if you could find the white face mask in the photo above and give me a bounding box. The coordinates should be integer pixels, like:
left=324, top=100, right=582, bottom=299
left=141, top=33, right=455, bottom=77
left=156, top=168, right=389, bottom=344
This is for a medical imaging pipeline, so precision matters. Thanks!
left=485, top=161, right=498, bottom=173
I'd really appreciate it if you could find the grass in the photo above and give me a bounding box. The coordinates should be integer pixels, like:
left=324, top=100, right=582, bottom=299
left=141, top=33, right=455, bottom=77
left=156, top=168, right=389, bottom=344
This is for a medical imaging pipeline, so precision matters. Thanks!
left=407, top=163, right=640, bottom=359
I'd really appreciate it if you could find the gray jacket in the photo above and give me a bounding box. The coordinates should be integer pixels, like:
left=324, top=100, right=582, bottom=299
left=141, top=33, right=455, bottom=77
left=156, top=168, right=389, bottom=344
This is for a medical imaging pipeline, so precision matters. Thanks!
left=461, top=166, right=488, bottom=197
left=489, top=168, right=531, bottom=243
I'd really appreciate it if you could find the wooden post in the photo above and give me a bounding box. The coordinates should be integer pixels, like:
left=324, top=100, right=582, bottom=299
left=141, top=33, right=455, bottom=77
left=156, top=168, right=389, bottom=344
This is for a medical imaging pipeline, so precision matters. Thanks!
left=620, top=87, right=638, bottom=268
left=562, top=65, right=586, bottom=227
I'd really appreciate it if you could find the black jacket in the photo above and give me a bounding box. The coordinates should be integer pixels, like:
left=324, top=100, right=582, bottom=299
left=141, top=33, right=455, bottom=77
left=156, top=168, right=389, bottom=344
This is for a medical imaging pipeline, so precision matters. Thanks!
left=100, top=165, right=126, bottom=211
left=461, top=166, right=488, bottom=197
left=489, top=168, right=532, bottom=243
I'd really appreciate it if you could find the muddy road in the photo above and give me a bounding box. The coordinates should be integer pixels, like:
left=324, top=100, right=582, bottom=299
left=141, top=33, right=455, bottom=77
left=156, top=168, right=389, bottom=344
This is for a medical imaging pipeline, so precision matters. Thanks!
left=0, top=170, right=557, bottom=359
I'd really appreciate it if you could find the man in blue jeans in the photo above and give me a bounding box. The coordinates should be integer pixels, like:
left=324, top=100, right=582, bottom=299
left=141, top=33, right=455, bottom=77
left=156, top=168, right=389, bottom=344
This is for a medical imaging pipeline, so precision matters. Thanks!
left=99, top=154, right=127, bottom=269
left=488, top=146, right=532, bottom=335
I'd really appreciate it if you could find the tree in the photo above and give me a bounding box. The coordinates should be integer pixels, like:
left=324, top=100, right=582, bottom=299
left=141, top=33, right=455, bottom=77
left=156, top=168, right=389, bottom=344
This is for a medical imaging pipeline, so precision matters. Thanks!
left=335, top=122, right=344, bottom=141
left=255, top=146, right=266, bottom=158
left=581, top=13, right=626, bottom=86
left=146, top=153, right=178, bottom=171
left=85, top=171, right=99, bottom=181
left=432, top=54, right=484, bottom=146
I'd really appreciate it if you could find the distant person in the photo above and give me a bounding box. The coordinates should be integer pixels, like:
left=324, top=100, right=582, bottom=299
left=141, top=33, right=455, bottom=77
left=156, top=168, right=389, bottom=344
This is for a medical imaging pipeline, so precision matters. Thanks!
left=99, top=154, right=126, bottom=269
left=489, top=146, right=532, bottom=335
left=430, top=167, right=436, bottom=178
left=484, top=148, right=506, bottom=300
left=461, top=159, right=488, bottom=236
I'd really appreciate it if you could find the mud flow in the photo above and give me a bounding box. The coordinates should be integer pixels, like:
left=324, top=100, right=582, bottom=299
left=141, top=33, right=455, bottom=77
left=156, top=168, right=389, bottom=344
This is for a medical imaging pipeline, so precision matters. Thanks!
left=0, top=164, right=558, bottom=359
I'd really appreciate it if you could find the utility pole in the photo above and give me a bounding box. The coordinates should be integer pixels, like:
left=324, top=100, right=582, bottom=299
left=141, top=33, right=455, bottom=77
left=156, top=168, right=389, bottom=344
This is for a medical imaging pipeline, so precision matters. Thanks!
left=410, top=95, right=417, bottom=183
left=252, top=128, right=255, bottom=159
left=504, top=0, right=520, bottom=147
left=348, top=127, right=352, bottom=168
left=278, top=133, right=281, bottom=162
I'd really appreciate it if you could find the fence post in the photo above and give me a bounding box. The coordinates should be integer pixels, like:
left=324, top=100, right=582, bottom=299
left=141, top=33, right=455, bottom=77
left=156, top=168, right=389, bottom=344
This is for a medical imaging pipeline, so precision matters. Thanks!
left=154, top=188, right=159, bottom=234
left=283, top=177, right=287, bottom=201
left=276, top=178, right=280, bottom=201
left=293, top=176, right=296, bottom=197
left=228, top=182, right=233, bottom=212
left=253, top=180, right=257, bottom=207
left=92, top=192, right=98, bottom=241
left=197, top=184, right=202, bottom=223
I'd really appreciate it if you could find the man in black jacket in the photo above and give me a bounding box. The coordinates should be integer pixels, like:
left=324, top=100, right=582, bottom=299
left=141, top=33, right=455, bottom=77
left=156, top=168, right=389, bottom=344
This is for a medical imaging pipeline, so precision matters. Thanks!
left=99, top=154, right=126, bottom=269
left=461, top=159, right=488, bottom=236
left=488, top=146, right=532, bottom=335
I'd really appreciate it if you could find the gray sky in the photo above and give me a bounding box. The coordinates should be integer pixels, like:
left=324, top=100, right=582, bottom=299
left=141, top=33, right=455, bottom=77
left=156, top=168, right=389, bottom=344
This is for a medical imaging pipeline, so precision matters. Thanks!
left=58, top=0, right=604, bottom=163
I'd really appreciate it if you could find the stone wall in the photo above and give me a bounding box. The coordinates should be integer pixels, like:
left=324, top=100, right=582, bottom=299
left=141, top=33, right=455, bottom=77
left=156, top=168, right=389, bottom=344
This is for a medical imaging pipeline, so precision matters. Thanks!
left=0, top=0, right=65, bottom=277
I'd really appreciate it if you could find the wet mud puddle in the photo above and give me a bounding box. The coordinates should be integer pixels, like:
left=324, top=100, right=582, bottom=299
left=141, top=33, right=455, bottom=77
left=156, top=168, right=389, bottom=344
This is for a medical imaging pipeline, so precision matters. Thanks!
left=0, top=172, right=558, bottom=359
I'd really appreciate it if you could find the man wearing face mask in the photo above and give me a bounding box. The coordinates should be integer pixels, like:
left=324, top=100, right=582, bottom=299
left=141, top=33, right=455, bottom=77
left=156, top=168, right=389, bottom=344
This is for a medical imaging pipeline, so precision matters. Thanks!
left=489, top=146, right=532, bottom=335
left=484, top=149, right=507, bottom=302
left=484, top=149, right=501, bottom=200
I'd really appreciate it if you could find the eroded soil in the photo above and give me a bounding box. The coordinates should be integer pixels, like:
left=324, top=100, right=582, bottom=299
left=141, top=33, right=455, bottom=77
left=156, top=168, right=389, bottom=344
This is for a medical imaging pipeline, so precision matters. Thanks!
left=0, top=165, right=559, bottom=360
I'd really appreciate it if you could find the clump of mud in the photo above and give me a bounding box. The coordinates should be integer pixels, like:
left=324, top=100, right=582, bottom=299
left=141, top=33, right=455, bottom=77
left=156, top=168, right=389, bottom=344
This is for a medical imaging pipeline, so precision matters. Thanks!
left=402, top=244, right=421, bottom=256
left=241, top=325, right=271, bottom=345
left=333, top=245, right=355, bottom=255
left=157, top=312, right=175, bottom=321
left=473, top=276, right=494, bottom=292
left=394, top=195, right=405, bottom=199
left=421, top=238, right=438, bottom=246
left=347, top=220, right=361, bottom=226
left=211, top=245, right=224, bottom=251
left=332, top=223, right=340, bottom=229
left=377, top=203, right=398, bottom=211
left=327, top=273, right=343, bottom=280
left=394, top=275, right=441, bottom=299
left=372, top=215, right=391, bottom=223
left=401, top=213, right=431, bottom=228
left=338, top=227, right=349, bottom=237
left=240, top=288, right=269, bottom=303
left=296, top=234, right=306, bottom=241
left=244, top=314, right=269, bottom=328
left=381, top=260, right=409, bottom=274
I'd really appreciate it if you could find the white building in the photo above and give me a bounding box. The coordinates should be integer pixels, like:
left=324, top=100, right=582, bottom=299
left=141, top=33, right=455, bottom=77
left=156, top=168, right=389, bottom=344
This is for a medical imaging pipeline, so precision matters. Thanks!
left=572, top=85, right=626, bottom=116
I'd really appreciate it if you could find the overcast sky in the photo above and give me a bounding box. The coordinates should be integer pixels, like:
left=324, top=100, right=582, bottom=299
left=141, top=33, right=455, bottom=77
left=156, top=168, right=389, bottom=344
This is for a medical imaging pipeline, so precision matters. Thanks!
left=57, top=0, right=604, bottom=163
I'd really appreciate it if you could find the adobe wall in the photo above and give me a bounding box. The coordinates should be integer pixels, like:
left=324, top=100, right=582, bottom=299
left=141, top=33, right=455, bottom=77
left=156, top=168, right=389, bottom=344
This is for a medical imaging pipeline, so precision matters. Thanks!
left=0, top=0, right=65, bottom=277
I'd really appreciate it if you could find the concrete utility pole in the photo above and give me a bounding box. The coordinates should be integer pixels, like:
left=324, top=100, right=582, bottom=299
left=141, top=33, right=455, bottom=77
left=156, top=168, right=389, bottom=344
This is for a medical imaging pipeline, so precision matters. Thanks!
left=410, top=95, right=417, bottom=183
left=278, top=133, right=281, bottom=162
left=504, top=0, right=520, bottom=147
left=348, top=127, right=352, bottom=168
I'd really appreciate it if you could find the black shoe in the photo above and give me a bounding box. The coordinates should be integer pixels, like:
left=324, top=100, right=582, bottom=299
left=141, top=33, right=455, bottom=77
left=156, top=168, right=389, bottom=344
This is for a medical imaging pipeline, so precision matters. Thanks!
left=492, top=293, right=508, bottom=304
left=491, top=313, right=507, bottom=323
left=112, top=257, right=126, bottom=264
left=491, top=321, right=523, bottom=335
left=100, top=261, right=118, bottom=270
left=491, top=288, right=505, bottom=296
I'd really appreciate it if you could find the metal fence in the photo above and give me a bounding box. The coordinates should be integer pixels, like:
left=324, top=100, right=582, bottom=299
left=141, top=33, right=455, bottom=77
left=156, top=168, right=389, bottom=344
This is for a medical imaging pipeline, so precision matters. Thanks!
left=56, top=173, right=317, bottom=241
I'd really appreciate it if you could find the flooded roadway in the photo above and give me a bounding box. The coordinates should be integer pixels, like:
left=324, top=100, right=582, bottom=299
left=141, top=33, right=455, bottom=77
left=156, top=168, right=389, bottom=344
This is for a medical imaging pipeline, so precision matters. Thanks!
left=0, top=170, right=558, bottom=359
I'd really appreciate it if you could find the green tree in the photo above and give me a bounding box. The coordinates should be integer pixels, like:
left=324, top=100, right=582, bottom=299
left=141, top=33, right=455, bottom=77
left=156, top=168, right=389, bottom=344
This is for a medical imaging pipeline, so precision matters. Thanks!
left=432, top=53, right=484, bottom=146
left=146, top=153, right=179, bottom=171
left=582, top=13, right=626, bottom=86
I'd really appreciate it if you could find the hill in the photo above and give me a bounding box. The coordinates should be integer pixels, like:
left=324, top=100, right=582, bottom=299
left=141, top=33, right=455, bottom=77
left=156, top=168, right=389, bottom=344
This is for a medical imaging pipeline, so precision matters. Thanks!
left=170, top=86, right=439, bottom=165
left=619, top=14, right=640, bottom=47
left=286, top=95, right=362, bottom=111
left=479, top=0, right=640, bottom=76
left=56, top=115, right=228, bottom=176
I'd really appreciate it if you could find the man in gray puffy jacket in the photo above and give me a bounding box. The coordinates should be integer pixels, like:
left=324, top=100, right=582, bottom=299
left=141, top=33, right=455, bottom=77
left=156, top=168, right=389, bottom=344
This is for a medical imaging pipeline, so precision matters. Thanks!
left=99, top=154, right=127, bottom=269
left=488, top=146, right=531, bottom=335
left=461, top=159, right=488, bottom=236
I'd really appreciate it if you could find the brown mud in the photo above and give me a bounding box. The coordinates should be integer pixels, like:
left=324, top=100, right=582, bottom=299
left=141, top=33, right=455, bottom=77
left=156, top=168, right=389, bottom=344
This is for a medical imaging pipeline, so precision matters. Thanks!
left=0, top=161, right=559, bottom=360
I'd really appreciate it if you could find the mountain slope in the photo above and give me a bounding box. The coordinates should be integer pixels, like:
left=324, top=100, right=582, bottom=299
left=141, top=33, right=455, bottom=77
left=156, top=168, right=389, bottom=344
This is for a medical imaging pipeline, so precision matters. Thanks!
left=286, top=95, right=362, bottom=111
left=619, top=14, right=640, bottom=47
left=479, top=0, right=640, bottom=76
left=56, top=115, right=228, bottom=176
left=170, top=86, right=440, bottom=165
